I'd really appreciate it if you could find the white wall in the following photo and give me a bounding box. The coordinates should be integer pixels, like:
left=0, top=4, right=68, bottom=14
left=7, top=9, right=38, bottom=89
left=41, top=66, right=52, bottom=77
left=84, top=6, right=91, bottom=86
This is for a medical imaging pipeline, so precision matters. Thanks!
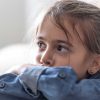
left=0, top=0, right=27, bottom=48
left=0, top=0, right=55, bottom=49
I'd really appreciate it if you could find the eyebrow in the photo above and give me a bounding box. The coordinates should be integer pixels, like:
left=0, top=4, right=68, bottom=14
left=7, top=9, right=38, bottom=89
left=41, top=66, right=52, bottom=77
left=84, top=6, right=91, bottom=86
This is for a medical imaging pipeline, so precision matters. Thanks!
left=37, top=37, right=45, bottom=40
left=56, top=40, right=73, bottom=47
left=37, top=36, right=73, bottom=47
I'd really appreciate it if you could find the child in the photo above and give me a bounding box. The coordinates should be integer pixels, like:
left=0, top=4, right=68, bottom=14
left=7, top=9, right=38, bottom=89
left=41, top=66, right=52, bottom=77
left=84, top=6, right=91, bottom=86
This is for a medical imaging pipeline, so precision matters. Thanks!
left=0, top=0, right=100, bottom=100
left=18, top=0, right=100, bottom=99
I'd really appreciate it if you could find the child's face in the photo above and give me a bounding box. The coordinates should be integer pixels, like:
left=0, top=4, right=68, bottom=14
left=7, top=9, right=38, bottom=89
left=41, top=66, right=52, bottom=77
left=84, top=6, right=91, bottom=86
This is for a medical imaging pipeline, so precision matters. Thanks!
left=35, top=18, right=92, bottom=79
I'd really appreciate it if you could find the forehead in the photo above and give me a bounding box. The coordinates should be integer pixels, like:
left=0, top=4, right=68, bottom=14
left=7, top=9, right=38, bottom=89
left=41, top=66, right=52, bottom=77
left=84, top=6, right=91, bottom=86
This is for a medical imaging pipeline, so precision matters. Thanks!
left=37, top=17, right=84, bottom=45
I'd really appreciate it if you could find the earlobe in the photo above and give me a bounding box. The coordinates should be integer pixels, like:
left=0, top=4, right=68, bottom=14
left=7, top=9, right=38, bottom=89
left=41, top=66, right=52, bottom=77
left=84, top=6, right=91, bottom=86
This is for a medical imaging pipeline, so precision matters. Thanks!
left=88, top=66, right=99, bottom=75
left=88, top=55, right=100, bottom=75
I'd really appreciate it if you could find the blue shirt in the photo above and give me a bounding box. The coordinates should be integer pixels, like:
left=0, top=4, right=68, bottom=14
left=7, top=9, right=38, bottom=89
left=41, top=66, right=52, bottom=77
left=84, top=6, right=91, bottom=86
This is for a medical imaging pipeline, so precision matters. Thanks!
left=0, top=66, right=100, bottom=100
left=19, top=66, right=100, bottom=100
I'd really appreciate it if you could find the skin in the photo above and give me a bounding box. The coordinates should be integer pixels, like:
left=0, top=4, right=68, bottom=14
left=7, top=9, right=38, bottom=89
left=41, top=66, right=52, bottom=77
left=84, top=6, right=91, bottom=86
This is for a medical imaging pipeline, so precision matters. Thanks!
left=35, top=17, right=94, bottom=79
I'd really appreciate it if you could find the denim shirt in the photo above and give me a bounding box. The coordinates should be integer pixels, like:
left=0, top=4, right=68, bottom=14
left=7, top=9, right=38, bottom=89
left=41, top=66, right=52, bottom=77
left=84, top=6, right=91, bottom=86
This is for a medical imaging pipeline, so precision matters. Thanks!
left=0, top=66, right=100, bottom=100
left=19, top=66, right=100, bottom=100
left=0, top=72, right=46, bottom=100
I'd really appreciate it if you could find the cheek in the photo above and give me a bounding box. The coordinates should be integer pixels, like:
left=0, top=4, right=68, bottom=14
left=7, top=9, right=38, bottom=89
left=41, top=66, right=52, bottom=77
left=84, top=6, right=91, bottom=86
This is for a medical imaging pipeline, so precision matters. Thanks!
left=54, top=55, right=70, bottom=66
left=69, top=55, right=90, bottom=79
left=34, top=53, right=41, bottom=64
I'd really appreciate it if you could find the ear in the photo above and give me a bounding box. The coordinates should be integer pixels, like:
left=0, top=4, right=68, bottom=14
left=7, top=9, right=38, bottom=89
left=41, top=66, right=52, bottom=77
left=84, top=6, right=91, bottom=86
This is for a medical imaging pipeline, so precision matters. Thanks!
left=88, top=55, right=100, bottom=75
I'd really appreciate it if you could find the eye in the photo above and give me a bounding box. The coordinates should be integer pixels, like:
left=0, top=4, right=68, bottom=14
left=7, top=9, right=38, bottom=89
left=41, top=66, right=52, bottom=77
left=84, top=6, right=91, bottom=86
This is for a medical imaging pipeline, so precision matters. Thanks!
left=56, top=45, right=70, bottom=53
left=37, top=41, right=46, bottom=51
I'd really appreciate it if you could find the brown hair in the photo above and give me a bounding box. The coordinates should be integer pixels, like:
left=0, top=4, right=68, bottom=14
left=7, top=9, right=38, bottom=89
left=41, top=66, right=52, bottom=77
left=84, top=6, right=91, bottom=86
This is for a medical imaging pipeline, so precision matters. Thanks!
left=41, top=0, right=100, bottom=54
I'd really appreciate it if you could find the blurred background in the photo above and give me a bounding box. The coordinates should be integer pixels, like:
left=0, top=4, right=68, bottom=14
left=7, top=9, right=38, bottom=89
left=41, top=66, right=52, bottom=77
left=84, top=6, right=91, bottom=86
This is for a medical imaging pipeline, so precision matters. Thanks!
left=0, top=0, right=100, bottom=74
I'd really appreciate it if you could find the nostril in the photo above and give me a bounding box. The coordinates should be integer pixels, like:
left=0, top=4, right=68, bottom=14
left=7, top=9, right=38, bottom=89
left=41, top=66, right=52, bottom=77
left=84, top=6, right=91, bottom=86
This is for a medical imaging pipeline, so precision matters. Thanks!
left=40, top=59, right=52, bottom=66
left=45, top=61, right=50, bottom=65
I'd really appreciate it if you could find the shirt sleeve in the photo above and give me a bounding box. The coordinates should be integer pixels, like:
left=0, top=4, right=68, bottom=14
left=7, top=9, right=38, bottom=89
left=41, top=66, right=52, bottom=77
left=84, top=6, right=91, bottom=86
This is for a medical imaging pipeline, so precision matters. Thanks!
left=19, top=66, right=100, bottom=100
left=0, top=73, right=41, bottom=100
left=19, top=66, right=48, bottom=95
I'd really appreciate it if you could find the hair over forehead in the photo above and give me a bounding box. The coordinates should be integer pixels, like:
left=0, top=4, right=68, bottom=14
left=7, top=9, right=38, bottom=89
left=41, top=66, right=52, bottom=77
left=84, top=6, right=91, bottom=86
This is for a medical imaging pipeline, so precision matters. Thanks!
left=40, top=0, right=100, bottom=54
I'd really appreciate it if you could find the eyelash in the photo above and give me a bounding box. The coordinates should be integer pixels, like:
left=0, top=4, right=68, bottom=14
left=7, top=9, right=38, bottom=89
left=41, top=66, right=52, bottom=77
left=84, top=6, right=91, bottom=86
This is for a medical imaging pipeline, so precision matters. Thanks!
left=37, top=41, right=46, bottom=51
left=56, top=45, right=70, bottom=53
left=36, top=41, right=70, bottom=54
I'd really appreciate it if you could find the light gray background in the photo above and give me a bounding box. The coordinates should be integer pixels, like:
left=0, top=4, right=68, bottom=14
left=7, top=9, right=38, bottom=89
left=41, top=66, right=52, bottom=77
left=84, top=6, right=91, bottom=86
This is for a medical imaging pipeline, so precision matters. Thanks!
left=0, top=0, right=56, bottom=49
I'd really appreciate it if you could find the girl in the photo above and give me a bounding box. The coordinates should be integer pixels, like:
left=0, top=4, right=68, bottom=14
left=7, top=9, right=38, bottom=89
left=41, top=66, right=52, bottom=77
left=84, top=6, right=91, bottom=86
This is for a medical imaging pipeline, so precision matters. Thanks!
left=0, top=0, right=100, bottom=100
left=18, top=0, right=100, bottom=99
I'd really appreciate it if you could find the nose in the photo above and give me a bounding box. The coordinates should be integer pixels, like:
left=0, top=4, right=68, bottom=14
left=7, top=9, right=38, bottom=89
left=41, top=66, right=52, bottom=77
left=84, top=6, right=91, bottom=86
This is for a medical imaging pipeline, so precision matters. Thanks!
left=40, top=49, right=54, bottom=66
